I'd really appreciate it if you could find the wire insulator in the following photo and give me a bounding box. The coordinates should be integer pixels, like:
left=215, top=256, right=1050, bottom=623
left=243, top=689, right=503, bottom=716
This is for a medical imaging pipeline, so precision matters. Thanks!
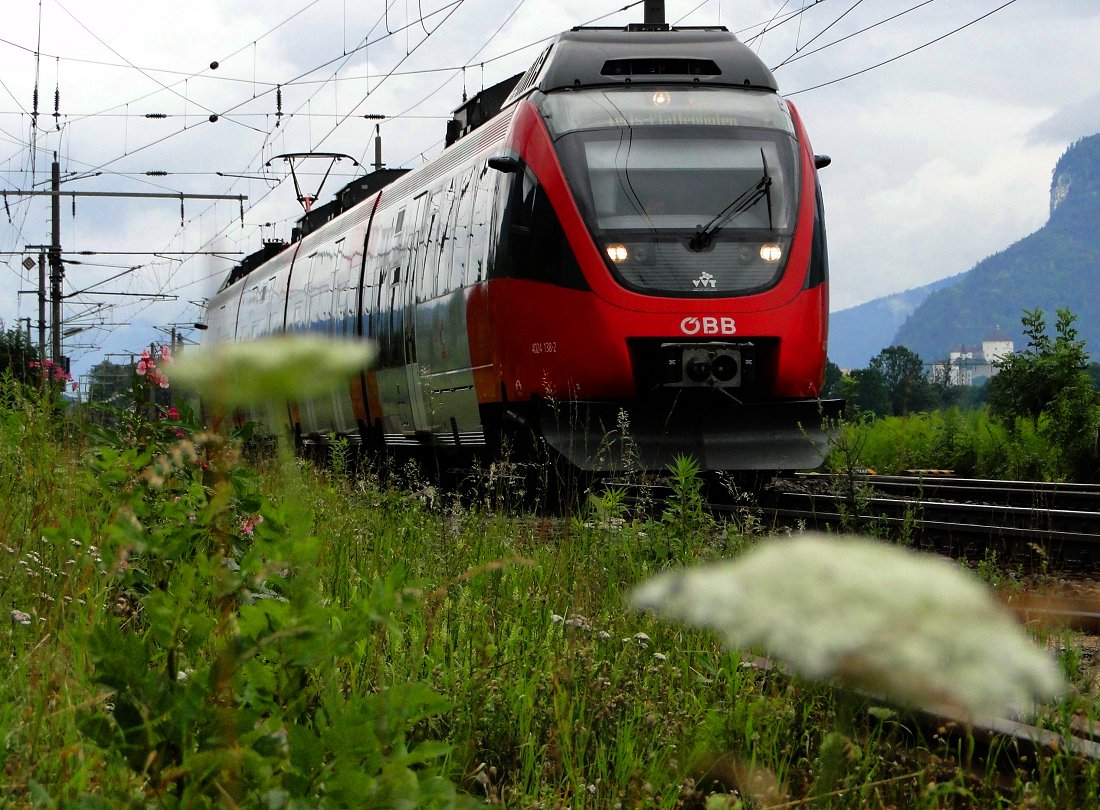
left=145, top=171, right=168, bottom=176
left=276, top=84, right=283, bottom=128
left=145, top=113, right=168, bottom=119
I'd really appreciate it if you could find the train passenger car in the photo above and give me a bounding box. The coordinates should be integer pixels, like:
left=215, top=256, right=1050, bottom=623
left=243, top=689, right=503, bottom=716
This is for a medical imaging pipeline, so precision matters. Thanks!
left=204, top=24, right=842, bottom=473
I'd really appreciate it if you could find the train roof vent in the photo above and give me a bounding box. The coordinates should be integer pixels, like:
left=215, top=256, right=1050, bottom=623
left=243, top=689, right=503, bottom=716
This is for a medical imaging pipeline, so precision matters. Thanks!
left=501, top=44, right=554, bottom=108
left=601, top=57, right=720, bottom=77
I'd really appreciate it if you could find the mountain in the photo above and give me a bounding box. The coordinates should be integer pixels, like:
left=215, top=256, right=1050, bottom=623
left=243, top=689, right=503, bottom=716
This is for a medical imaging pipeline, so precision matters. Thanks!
left=829, top=274, right=963, bottom=368
left=891, top=134, right=1100, bottom=363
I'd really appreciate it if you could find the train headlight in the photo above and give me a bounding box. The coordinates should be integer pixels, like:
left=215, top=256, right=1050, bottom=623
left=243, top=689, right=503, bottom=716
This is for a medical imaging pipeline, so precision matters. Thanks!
left=759, top=243, right=783, bottom=262
left=652, top=91, right=672, bottom=107
left=606, top=243, right=629, bottom=263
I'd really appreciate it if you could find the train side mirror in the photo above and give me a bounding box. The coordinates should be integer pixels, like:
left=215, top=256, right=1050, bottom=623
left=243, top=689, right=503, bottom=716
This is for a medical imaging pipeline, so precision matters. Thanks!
left=488, top=156, right=522, bottom=173
left=814, top=154, right=832, bottom=170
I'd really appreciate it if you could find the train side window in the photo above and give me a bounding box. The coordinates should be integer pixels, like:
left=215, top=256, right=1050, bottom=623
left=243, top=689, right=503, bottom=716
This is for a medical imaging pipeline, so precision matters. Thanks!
left=468, top=166, right=497, bottom=284
left=451, top=169, right=476, bottom=289
left=441, top=171, right=471, bottom=293
left=804, top=178, right=829, bottom=289
left=490, top=167, right=587, bottom=290
left=418, top=188, right=445, bottom=300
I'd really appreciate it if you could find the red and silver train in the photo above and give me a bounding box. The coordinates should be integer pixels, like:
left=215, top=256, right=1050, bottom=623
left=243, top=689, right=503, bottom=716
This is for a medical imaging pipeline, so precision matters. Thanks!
left=204, top=24, right=841, bottom=472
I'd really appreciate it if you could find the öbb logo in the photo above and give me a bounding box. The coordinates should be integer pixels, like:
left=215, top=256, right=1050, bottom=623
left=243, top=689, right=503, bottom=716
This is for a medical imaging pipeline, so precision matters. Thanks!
left=679, top=316, right=736, bottom=336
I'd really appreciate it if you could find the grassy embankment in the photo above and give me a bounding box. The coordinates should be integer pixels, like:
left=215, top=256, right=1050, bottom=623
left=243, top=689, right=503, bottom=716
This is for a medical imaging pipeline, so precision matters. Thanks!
left=2, top=375, right=1099, bottom=807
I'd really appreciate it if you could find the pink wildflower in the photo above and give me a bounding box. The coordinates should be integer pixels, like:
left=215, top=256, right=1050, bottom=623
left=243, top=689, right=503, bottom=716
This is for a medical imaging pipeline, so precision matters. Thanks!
left=238, top=513, right=263, bottom=537
left=136, top=360, right=147, bottom=376
left=71, top=381, right=79, bottom=392
left=160, top=345, right=172, bottom=362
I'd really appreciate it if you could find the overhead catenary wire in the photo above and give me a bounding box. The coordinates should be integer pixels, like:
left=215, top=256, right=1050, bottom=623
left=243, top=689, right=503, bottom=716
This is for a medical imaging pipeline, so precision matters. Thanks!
left=61, top=0, right=475, bottom=348
left=771, top=0, right=865, bottom=68
left=784, top=0, right=1020, bottom=94
left=772, top=0, right=937, bottom=69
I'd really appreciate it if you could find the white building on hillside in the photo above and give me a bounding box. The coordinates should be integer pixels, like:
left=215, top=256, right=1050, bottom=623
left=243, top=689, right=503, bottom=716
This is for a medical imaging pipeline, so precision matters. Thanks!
left=932, top=329, right=1014, bottom=386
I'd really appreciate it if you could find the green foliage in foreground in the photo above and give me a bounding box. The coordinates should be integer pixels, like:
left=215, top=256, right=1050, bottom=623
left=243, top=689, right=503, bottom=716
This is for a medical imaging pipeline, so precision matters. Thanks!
left=824, top=408, right=1064, bottom=480
left=2, top=375, right=1100, bottom=807
left=825, top=399, right=1097, bottom=483
left=987, top=308, right=1100, bottom=481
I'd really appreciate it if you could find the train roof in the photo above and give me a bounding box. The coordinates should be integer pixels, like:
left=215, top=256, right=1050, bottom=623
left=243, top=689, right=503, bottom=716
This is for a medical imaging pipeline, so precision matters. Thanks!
left=502, top=26, right=778, bottom=107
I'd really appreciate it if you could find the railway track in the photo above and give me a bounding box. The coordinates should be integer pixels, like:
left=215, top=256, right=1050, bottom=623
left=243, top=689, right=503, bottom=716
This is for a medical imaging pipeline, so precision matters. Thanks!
left=741, top=475, right=1100, bottom=764
left=598, top=472, right=1100, bottom=762
left=756, top=473, right=1100, bottom=568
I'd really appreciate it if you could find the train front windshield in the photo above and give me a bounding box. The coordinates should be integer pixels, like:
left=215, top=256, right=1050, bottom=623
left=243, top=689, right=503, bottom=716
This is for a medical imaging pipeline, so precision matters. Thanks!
left=541, top=87, right=800, bottom=297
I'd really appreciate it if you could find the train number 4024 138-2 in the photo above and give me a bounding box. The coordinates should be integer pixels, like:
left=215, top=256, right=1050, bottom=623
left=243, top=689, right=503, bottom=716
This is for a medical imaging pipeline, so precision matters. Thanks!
left=531, top=341, right=558, bottom=355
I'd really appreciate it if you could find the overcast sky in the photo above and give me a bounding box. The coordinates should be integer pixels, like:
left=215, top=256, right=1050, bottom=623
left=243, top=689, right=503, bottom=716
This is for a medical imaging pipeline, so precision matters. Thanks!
left=1, top=0, right=1097, bottom=383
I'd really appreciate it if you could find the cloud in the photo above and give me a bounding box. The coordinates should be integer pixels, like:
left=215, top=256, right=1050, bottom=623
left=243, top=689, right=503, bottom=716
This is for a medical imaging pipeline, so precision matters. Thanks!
left=1028, top=91, right=1100, bottom=146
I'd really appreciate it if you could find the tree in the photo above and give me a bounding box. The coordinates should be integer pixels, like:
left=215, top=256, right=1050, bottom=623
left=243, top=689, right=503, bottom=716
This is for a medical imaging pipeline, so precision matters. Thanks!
left=0, top=324, right=36, bottom=385
left=986, top=307, right=1100, bottom=480
left=869, top=346, right=938, bottom=416
left=87, top=359, right=135, bottom=405
left=823, top=359, right=844, bottom=399
left=839, top=366, right=890, bottom=418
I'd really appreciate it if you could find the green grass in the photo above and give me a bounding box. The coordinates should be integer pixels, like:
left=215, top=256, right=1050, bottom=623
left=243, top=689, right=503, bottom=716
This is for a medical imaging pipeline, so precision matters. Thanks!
left=824, top=406, right=1086, bottom=482
left=2, top=375, right=1100, bottom=807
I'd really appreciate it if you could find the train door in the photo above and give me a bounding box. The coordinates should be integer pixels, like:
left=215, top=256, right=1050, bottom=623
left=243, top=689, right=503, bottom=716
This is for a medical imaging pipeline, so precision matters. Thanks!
left=402, top=191, right=436, bottom=433
left=301, top=250, right=326, bottom=433
left=327, top=237, right=353, bottom=433
left=376, top=194, right=427, bottom=438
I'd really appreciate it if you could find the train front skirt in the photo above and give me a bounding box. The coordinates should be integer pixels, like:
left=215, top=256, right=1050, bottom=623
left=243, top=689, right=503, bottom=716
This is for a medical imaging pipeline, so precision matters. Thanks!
left=535, top=398, right=845, bottom=473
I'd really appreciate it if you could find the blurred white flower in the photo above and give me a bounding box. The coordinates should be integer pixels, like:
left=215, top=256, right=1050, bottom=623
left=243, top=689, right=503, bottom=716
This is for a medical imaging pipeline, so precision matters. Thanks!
left=11, top=609, right=31, bottom=626
left=170, top=335, right=377, bottom=408
left=630, top=533, right=1065, bottom=719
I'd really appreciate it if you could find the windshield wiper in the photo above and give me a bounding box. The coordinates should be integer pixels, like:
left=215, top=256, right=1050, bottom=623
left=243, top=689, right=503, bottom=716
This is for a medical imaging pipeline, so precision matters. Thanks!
left=689, top=148, right=773, bottom=252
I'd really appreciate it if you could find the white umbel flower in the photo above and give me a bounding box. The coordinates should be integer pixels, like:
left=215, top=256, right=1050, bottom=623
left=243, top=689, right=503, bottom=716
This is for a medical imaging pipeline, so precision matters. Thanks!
left=631, top=533, right=1065, bottom=719
left=171, top=335, right=377, bottom=408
